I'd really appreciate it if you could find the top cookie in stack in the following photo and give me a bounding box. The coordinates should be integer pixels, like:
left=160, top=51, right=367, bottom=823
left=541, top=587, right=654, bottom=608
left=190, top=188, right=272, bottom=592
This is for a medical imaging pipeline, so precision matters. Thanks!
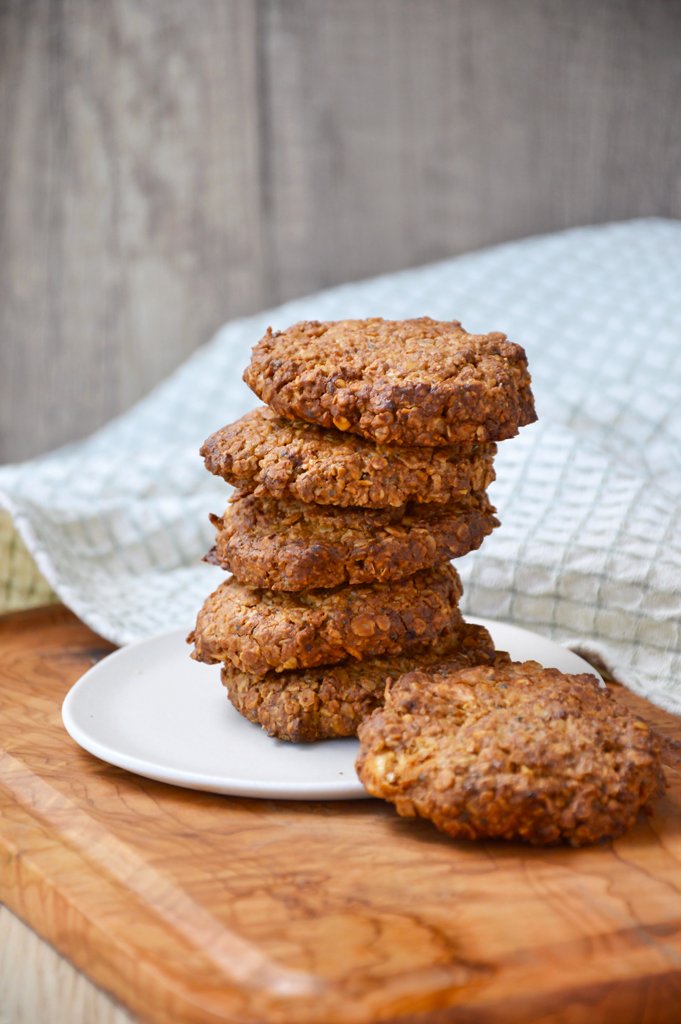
left=243, top=317, right=535, bottom=446
left=189, top=317, right=536, bottom=742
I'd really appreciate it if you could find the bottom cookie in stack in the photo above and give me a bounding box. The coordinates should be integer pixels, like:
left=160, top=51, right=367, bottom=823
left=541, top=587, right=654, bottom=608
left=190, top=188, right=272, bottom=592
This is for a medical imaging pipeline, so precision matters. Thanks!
left=220, top=622, right=498, bottom=742
left=189, top=561, right=499, bottom=742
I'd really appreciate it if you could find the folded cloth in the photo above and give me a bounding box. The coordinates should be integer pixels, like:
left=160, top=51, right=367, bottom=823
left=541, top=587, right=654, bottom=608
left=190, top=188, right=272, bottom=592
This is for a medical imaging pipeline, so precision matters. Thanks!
left=1, top=219, right=680, bottom=712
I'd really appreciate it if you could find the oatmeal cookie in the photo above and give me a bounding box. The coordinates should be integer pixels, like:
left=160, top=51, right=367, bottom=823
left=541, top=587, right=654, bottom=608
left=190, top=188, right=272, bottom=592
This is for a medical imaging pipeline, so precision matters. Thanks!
left=243, top=317, right=536, bottom=446
left=221, top=623, right=497, bottom=742
left=356, top=659, right=665, bottom=846
left=189, top=564, right=463, bottom=677
left=206, top=491, right=499, bottom=590
left=201, top=407, right=496, bottom=509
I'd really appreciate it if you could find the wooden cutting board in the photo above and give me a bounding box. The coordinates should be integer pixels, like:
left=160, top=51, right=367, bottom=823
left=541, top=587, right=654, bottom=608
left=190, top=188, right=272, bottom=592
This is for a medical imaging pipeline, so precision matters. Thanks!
left=2, top=605, right=681, bottom=1024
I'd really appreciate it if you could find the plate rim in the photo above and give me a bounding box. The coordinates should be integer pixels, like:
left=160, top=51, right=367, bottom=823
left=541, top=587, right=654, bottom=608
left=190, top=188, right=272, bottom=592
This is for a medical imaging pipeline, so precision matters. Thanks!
left=61, top=628, right=368, bottom=800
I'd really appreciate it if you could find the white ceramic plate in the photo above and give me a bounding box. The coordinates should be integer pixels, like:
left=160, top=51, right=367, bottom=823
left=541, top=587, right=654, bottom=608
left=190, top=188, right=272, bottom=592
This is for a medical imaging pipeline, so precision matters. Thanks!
left=62, top=619, right=602, bottom=801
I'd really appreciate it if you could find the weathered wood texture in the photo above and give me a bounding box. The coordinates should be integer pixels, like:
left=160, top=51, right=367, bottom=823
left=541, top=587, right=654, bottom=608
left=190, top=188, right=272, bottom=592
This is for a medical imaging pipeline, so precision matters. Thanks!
left=2, top=604, right=681, bottom=1023
left=2, top=0, right=681, bottom=461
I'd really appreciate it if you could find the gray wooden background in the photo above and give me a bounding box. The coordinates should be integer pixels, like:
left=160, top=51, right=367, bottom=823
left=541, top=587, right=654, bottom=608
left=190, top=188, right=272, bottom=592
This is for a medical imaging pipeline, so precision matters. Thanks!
left=2, top=0, right=681, bottom=461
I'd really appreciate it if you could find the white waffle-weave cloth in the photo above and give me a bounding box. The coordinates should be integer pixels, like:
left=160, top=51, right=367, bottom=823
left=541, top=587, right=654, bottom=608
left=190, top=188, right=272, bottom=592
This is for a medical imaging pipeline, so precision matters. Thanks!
left=1, top=219, right=680, bottom=711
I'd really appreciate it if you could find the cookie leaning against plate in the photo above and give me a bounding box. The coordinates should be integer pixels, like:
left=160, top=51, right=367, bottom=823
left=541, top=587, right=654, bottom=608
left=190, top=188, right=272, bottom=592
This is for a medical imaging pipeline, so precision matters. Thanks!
left=356, top=660, right=665, bottom=847
left=243, top=317, right=537, bottom=446
left=221, top=623, right=499, bottom=742
left=188, top=564, right=463, bottom=677
left=206, top=491, right=499, bottom=590
left=201, top=407, right=496, bottom=509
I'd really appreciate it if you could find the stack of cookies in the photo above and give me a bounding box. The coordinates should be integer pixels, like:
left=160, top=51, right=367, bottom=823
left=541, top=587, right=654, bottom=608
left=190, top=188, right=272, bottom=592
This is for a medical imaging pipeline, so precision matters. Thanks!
left=189, top=317, right=537, bottom=743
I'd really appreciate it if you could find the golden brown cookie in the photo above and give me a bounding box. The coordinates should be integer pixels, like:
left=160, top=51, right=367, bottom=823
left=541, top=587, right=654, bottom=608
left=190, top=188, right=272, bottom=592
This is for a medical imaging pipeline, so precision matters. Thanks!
left=189, top=564, right=463, bottom=677
left=221, top=623, right=498, bottom=742
left=243, top=317, right=536, bottom=446
left=206, top=491, right=499, bottom=590
left=356, top=660, right=665, bottom=846
left=201, top=407, right=496, bottom=509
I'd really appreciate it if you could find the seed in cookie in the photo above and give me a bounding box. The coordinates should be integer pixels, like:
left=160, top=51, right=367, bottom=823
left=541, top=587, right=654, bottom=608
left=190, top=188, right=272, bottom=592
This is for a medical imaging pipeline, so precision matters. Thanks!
left=243, top=317, right=536, bottom=446
left=188, top=564, right=463, bottom=677
left=221, top=623, right=498, bottom=742
left=356, top=660, right=665, bottom=846
left=206, top=491, right=499, bottom=590
left=201, top=406, right=496, bottom=509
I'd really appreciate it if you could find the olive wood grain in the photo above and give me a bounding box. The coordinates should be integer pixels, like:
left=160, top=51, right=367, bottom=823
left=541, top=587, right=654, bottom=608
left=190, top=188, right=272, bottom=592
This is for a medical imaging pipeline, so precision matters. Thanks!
left=1, top=605, right=681, bottom=1023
